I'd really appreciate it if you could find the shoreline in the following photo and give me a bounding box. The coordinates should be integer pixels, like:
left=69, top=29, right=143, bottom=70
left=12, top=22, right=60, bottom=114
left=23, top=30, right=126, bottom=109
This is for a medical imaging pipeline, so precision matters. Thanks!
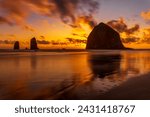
left=0, top=49, right=86, bottom=53
left=97, top=73, right=150, bottom=100
left=0, top=49, right=150, bottom=53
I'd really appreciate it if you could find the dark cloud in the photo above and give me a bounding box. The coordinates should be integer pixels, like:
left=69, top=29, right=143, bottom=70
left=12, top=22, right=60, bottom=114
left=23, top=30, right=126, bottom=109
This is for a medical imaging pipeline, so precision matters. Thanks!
left=52, top=0, right=76, bottom=23
left=0, top=16, right=13, bottom=25
left=140, top=28, right=150, bottom=44
left=72, top=33, right=87, bottom=38
left=72, top=33, right=79, bottom=36
left=66, top=37, right=87, bottom=44
left=107, top=19, right=127, bottom=33
left=141, top=38, right=150, bottom=44
left=37, top=40, right=50, bottom=44
left=0, top=40, right=15, bottom=44
left=51, top=40, right=68, bottom=45
left=0, top=0, right=29, bottom=25
left=121, top=27, right=150, bottom=44
left=58, top=42, right=68, bottom=45
left=40, top=36, right=45, bottom=40
left=76, top=15, right=97, bottom=29
left=107, top=18, right=140, bottom=35
left=125, top=24, right=140, bottom=35
left=52, top=0, right=99, bottom=24
left=0, top=0, right=37, bottom=31
left=51, top=0, right=99, bottom=28
left=0, top=0, right=100, bottom=29
left=51, top=40, right=60, bottom=45
left=23, top=25, right=35, bottom=32
left=122, top=37, right=140, bottom=44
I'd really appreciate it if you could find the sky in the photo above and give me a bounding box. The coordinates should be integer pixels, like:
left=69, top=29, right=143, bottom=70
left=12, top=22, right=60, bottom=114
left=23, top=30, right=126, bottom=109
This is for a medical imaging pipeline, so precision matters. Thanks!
left=0, top=0, right=150, bottom=49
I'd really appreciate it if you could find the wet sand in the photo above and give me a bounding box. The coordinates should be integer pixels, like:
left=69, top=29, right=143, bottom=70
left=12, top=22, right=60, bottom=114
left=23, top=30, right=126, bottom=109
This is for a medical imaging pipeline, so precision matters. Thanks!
left=1, top=51, right=150, bottom=100
left=98, top=73, right=150, bottom=100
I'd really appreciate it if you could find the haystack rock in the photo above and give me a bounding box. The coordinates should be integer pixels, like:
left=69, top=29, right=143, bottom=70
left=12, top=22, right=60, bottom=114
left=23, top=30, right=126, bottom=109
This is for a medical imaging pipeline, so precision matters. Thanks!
left=86, top=22, right=125, bottom=49
left=14, top=41, right=20, bottom=50
left=30, top=37, right=38, bottom=50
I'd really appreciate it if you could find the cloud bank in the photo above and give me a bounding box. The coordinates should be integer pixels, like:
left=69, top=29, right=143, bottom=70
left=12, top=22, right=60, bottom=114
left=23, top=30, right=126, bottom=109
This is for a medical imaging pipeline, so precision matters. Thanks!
left=0, top=0, right=100, bottom=30
left=0, top=40, right=15, bottom=44
left=106, top=18, right=141, bottom=44
left=141, top=9, right=150, bottom=24
left=107, top=18, right=140, bottom=35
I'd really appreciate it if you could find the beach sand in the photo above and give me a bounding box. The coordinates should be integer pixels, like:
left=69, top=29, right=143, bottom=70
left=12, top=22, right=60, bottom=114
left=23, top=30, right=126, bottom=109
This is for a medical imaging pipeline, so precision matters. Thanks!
left=97, top=73, right=150, bottom=100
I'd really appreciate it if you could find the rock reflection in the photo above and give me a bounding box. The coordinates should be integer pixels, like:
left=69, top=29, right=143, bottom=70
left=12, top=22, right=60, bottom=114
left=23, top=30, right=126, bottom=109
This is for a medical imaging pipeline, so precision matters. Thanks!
left=89, top=54, right=121, bottom=78
left=30, top=55, right=37, bottom=69
left=1, top=51, right=150, bottom=100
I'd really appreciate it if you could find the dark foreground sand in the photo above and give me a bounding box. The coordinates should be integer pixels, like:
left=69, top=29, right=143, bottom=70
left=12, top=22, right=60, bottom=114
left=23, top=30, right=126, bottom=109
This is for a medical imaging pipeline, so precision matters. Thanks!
left=98, top=73, right=150, bottom=100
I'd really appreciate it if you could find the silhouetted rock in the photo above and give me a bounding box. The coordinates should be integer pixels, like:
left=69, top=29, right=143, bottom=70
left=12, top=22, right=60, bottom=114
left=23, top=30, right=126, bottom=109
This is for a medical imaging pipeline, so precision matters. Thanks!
left=86, top=22, right=125, bottom=49
left=30, top=37, right=38, bottom=50
left=14, top=41, right=20, bottom=50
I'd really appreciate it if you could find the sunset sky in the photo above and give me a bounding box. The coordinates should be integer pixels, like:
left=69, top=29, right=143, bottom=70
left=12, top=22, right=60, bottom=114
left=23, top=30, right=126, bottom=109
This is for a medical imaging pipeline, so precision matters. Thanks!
left=0, top=0, right=150, bottom=49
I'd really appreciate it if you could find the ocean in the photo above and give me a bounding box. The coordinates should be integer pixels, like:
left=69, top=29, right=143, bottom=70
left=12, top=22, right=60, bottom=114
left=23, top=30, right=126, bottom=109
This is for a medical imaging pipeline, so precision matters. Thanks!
left=0, top=50, right=150, bottom=99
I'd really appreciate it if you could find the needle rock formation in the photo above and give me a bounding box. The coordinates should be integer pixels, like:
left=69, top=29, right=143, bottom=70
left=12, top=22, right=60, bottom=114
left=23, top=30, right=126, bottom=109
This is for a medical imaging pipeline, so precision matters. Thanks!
left=14, top=41, right=20, bottom=50
left=30, top=37, right=38, bottom=50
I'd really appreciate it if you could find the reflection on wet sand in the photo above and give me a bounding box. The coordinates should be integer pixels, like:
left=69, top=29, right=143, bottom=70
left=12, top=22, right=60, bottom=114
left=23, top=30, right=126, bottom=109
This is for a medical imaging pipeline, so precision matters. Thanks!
left=0, top=51, right=150, bottom=99
left=89, top=54, right=121, bottom=78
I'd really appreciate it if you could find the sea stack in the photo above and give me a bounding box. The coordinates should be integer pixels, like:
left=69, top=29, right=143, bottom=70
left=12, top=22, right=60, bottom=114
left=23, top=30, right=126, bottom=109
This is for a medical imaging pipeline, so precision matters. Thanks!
left=30, top=37, right=38, bottom=50
left=14, top=41, right=20, bottom=50
left=86, top=22, right=125, bottom=49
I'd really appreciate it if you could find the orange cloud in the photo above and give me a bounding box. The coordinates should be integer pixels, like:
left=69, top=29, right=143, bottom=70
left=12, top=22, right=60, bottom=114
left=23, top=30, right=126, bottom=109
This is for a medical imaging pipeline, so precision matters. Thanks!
left=107, top=18, right=140, bottom=35
left=106, top=18, right=141, bottom=44
left=37, top=40, right=50, bottom=45
left=0, top=40, right=15, bottom=44
left=141, top=9, right=150, bottom=20
left=23, top=25, right=35, bottom=32
left=71, top=15, right=97, bottom=29
left=0, top=16, right=13, bottom=25
left=0, top=0, right=100, bottom=31
left=140, top=28, right=150, bottom=44
left=66, top=37, right=87, bottom=44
